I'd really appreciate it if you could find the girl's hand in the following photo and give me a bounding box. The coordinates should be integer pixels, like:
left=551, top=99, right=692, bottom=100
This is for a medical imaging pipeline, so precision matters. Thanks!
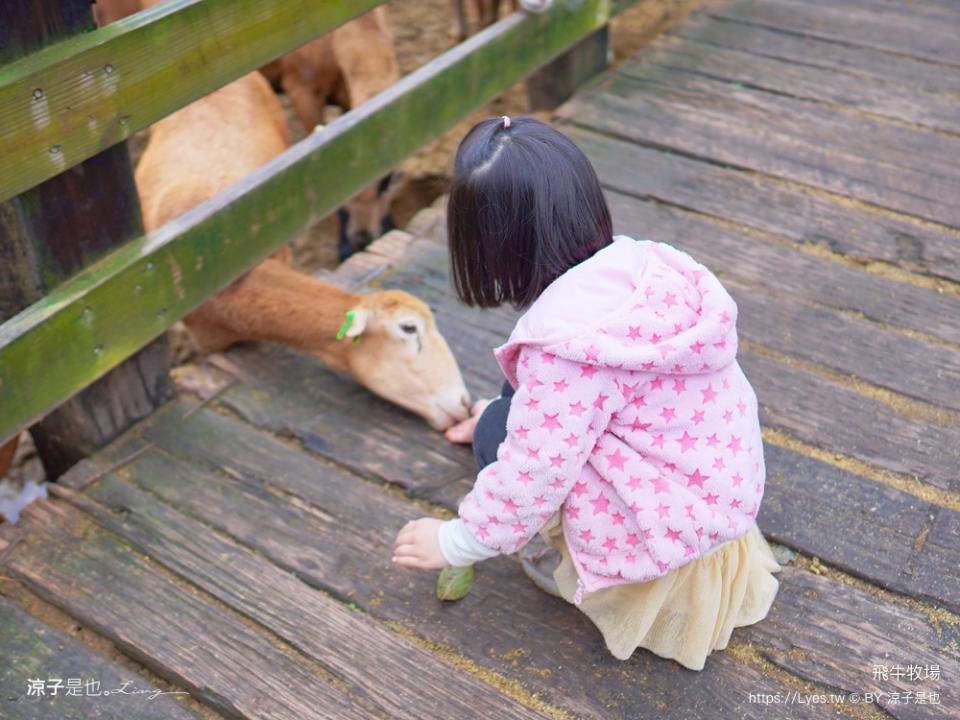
left=444, top=399, right=493, bottom=445
left=393, top=518, right=448, bottom=569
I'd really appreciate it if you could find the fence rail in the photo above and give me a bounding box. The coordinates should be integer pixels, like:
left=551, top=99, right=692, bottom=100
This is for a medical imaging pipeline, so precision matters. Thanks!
left=0, top=0, right=390, bottom=204
left=0, top=0, right=636, bottom=446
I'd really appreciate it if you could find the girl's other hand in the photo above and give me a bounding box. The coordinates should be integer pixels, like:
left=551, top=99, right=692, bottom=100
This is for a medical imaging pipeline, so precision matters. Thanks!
left=444, top=398, right=493, bottom=445
left=393, top=518, right=448, bottom=569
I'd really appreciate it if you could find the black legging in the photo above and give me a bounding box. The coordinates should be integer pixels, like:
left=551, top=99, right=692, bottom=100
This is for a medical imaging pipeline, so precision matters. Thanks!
left=473, top=380, right=514, bottom=470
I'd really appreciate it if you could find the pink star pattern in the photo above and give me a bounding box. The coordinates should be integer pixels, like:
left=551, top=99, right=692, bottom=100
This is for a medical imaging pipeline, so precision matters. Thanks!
left=606, top=448, right=628, bottom=471
left=676, top=431, right=698, bottom=453
left=541, top=413, right=562, bottom=433
left=590, top=492, right=611, bottom=515
left=457, top=242, right=765, bottom=592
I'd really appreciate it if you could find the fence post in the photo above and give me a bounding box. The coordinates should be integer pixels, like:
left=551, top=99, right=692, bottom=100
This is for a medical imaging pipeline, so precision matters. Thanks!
left=0, top=0, right=173, bottom=478
left=526, top=25, right=610, bottom=110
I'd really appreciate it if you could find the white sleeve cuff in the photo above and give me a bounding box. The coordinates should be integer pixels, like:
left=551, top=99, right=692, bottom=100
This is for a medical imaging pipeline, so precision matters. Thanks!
left=438, top=519, right=500, bottom=567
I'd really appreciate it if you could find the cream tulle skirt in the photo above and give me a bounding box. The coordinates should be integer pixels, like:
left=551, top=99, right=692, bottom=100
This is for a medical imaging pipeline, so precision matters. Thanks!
left=542, top=516, right=781, bottom=670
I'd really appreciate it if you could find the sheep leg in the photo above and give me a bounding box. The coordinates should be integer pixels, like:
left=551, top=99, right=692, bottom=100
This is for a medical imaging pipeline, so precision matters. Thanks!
left=452, top=0, right=469, bottom=40
left=0, top=436, right=19, bottom=479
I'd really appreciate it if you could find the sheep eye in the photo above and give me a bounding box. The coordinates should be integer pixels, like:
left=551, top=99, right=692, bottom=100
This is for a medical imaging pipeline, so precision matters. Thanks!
left=400, top=323, right=418, bottom=335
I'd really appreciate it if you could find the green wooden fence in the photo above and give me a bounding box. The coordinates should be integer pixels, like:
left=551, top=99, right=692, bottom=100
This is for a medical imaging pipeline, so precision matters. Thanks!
left=0, top=0, right=637, bottom=447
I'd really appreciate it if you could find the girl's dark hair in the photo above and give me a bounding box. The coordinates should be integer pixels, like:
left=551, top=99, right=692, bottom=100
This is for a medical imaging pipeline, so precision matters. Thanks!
left=447, top=116, right=613, bottom=309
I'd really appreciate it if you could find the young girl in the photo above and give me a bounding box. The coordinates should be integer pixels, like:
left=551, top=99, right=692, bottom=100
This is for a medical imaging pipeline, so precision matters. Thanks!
left=392, top=116, right=779, bottom=670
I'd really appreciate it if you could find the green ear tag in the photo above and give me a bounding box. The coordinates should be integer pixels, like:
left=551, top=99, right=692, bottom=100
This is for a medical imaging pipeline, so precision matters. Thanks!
left=336, top=310, right=356, bottom=341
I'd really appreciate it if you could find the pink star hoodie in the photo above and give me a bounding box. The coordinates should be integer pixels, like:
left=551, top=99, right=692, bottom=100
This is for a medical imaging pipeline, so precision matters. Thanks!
left=457, top=236, right=765, bottom=598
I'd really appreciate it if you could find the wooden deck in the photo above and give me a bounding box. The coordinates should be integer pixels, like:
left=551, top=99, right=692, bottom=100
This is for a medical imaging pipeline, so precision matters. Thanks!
left=2, top=0, right=959, bottom=717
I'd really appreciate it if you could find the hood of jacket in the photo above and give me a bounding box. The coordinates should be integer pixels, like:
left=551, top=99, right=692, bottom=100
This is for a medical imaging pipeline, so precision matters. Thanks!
left=495, top=236, right=740, bottom=387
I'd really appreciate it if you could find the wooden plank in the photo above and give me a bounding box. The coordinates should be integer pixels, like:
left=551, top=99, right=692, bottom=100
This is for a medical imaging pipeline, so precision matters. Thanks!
left=0, top=0, right=635, bottom=447
left=744, top=568, right=958, bottom=720
left=635, top=35, right=960, bottom=135
left=760, top=445, right=960, bottom=613
left=0, top=0, right=388, bottom=204
left=64, top=473, right=553, bottom=720
left=672, top=14, right=960, bottom=96
left=92, top=409, right=956, bottom=718
left=0, top=596, right=202, bottom=720
left=733, top=277, right=960, bottom=411
left=2, top=500, right=378, bottom=720
left=79, top=419, right=838, bottom=720
left=607, top=66, right=960, bottom=188
left=558, top=84, right=960, bottom=228
left=564, top=125, right=960, bottom=287
left=0, top=0, right=172, bottom=475
left=908, top=508, right=960, bottom=612
left=216, top=344, right=486, bottom=469
left=781, top=0, right=960, bottom=23
left=711, top=0, right=960, bottom=65
left=746, top=351, right=960, bottom=494
left=186, top=339, right=960, bottom=611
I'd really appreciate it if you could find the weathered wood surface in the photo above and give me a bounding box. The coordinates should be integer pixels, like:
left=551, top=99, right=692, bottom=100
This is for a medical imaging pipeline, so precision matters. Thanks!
left=59, top=401, right=953, bottom=719
left=712, top=0, right=960, bottom=64
left=0, top=596, right=202, bottom=720
left=558, top=85, right=960, bottom=228
left=564, top=125, right=960, bottom=289
left=745, top=568, right=958, bottom=720
left=610, top=65, right=960, bottom=184
left=55, top=410, right=845, bottom=720
left=674, top=13, right=960, bottom=95
left=527, top=27, right=610, bottom=111
left=2, top=1, right=958, bottom=718
left=58, top=471, right=553, bottom=720
left=632, top=36, right=960, bottom=135
left=3, top=501, right=386, bottom=720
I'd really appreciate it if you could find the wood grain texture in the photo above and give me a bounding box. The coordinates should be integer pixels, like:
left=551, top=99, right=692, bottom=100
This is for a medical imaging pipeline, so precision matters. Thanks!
left=673, top=13, right=960, bottom=96
left=66, top=472, right=552, bottom=720
left=564, top=125, right=960, bottom=287
left=559, top=84, right=960, bottom=227
left=759, top=445, right=960, bottom=613
left=611, top=63, right=960, bottom=184
left=712, top=0, right=960, bottom=65
left=743, top=567, right=958, bottom=720
left=78, top=415, right=840, bottom=720
left=634, top=35, right=960, bottom=135
left=2, top=500, right=379, bottom=720
left=0, top=596, right=202, bottom=720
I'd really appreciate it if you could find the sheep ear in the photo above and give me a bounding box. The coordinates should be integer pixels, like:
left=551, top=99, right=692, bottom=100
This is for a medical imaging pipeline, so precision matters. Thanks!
left=339, top=308, right=370, bottom=339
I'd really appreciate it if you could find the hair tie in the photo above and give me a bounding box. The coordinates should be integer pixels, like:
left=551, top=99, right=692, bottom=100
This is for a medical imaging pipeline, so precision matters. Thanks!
left=501, top=115, right=511, bottom=129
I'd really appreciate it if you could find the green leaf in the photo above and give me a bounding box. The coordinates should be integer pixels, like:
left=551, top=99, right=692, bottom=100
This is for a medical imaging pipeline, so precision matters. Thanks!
left=436, top=566, right=475, bottom=601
